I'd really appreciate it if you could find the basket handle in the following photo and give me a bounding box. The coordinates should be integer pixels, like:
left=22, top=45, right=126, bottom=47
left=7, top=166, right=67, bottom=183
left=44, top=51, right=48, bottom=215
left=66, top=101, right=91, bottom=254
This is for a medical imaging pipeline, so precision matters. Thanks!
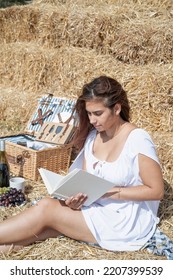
left=16, top=151, right=31, bottom=165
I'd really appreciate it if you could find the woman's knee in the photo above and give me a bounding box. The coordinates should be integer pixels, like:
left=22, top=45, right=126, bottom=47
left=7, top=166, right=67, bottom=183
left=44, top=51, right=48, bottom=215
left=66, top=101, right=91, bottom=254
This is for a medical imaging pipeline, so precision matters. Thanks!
left=35, top=197, right=62, bottom=227
left=37, top=197, right=54, bottom=210
left=32, top=197, right=53, bottom=219
left=36, top=197, right=61, bottom=216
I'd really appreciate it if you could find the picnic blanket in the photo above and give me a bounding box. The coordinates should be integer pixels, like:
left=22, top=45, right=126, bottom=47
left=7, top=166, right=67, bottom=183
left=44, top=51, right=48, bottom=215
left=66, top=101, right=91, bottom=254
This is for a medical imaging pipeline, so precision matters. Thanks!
left=143, top=227, right=173, bottom=260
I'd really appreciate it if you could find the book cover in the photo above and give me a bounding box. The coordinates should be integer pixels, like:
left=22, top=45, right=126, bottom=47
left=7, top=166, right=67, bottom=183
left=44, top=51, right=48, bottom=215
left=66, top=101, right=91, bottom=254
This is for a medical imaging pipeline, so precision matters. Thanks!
left=39, top=168, right=115, bottom=206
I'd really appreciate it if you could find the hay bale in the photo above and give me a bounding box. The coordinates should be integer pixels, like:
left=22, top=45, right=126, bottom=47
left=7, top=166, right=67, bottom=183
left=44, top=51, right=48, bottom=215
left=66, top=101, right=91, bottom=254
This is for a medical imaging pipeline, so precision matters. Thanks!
left=29, top=4, right=173, bottom=64
left=32, top=0, right=173, bottom=10
left=110, top=19, right=173, bottom=64
left=0, top=6, right=41, bottom=43
left=0, top=2, right=173, bottom=64
left=0, top=86, right=39, bottom=135
left=0, top=42, right=172, bottom=128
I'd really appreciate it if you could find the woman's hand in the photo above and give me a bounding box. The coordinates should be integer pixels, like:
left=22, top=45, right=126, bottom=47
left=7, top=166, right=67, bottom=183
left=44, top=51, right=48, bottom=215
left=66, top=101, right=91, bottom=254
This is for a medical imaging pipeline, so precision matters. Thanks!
left=65, top=193, right=88, bottom=210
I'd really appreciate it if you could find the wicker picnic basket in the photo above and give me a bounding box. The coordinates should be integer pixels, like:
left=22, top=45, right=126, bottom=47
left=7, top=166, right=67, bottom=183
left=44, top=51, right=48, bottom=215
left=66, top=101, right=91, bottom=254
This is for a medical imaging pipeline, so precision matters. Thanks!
left=1, top=95, right=77, bottom=181
left=5, top=140, right=72, bottom=181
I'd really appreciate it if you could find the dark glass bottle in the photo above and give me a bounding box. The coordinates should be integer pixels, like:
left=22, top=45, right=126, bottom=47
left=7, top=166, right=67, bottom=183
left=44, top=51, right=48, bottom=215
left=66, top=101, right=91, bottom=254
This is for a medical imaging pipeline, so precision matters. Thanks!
left=0, top=140, right=10, bottom=188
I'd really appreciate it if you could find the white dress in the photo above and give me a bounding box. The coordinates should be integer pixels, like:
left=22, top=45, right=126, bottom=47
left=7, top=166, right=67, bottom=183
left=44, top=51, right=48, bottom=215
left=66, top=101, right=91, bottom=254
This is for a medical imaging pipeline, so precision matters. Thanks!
left=70, top=128, right=160, bottom=251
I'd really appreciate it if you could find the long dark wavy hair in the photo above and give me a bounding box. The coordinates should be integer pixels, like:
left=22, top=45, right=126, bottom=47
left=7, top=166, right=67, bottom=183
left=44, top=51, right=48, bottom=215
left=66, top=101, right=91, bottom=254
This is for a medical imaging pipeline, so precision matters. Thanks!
left=71, top=75, right=130, bottom=150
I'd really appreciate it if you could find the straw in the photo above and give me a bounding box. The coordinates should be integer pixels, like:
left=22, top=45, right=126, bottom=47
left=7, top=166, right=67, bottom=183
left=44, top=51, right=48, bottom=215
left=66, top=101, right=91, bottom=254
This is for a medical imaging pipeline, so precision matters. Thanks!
left=0, top=0, right=172, bottom=260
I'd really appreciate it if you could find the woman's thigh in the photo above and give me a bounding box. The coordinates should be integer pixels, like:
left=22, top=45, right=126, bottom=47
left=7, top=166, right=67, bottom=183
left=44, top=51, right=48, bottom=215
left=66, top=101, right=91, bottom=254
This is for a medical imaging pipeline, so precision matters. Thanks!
left=40, top=198, right=97, bottom=244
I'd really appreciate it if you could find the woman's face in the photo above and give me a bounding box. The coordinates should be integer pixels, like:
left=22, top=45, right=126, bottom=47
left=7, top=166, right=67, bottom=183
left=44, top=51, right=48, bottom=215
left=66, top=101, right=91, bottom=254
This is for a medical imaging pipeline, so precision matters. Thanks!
left=85, top=100, right=118, bottom=132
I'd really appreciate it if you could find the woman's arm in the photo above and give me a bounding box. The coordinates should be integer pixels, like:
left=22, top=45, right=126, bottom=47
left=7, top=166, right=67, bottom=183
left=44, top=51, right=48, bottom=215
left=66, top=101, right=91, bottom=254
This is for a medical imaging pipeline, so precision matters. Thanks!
left=66, top=153, right=164, bottom=209
left=102, top=154, right=164, bottom=201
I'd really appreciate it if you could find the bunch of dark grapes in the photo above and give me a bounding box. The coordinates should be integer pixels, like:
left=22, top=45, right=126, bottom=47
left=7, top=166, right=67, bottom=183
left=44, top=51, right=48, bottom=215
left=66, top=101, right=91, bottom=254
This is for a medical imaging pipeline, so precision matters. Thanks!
left=0, top=188, right=26, bottom=207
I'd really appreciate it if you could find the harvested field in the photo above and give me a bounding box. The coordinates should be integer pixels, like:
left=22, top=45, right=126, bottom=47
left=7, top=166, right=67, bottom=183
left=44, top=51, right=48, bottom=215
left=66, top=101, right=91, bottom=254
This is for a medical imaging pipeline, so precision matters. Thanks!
left=0, top=0, right=172, bottom=260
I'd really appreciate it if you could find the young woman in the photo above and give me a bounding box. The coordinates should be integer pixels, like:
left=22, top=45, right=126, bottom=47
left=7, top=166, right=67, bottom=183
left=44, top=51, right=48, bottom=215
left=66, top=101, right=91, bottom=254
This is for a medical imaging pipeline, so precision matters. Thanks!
left=0, top=75, right=164, bottom=253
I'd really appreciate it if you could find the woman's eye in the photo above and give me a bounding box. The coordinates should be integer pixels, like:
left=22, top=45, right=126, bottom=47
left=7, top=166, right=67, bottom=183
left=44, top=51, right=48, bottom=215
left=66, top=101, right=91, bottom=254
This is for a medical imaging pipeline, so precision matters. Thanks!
left=95, top=112, right=103, bottom=116
left=87, top=111, right=103, bottom=116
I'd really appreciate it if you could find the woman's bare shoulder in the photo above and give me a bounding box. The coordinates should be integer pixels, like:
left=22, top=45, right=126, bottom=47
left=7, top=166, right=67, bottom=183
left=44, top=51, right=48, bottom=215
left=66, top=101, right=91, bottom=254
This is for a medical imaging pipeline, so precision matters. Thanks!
left=124, top=123, right=138, bottom=135
left=127, top=123, right=138, bottom=130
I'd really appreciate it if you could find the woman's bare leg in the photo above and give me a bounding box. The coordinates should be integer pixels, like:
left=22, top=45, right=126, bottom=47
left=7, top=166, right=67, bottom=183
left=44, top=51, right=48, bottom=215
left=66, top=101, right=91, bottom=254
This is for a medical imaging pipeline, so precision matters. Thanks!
left=0, top=197, right=97, bottom=251
left=0, top=227, right=61, bottom=254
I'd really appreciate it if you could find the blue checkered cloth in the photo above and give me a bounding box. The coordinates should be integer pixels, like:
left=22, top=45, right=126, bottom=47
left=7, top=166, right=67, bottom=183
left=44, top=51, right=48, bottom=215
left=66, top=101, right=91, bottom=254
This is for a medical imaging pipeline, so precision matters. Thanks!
left=78, top=227, right=173, bottom=260
left=143, top=227, right=173, bottom=260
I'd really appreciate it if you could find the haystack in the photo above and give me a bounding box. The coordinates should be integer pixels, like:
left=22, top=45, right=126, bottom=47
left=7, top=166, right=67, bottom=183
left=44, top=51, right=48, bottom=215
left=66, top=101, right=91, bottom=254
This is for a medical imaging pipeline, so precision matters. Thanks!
left=0, top=1, right=173, bottom=64
left=0, top=0, right=172, bottom=260
left=0, top=43, right=172, bottom=132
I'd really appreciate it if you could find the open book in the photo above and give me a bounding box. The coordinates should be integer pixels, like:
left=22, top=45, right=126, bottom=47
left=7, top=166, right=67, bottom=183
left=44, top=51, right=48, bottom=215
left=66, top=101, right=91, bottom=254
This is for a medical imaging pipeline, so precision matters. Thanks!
left=38, top=168, right=115, bottom=206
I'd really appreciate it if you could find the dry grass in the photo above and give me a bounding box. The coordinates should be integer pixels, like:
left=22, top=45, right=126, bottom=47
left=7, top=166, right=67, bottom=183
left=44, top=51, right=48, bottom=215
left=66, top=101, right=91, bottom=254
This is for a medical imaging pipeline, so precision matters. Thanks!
left=0, top=0, right=172, bottom=260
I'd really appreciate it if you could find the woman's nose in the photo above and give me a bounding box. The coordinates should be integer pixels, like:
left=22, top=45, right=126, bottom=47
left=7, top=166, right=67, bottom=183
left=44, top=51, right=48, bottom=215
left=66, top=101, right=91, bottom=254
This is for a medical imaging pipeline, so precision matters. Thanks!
left=89, top=115, right=97, bottom=124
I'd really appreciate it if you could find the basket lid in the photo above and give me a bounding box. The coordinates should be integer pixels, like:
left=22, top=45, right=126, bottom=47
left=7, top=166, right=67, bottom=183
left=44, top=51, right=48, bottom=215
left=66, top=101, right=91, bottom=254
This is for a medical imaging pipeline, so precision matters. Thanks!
left=27, top=94, right=78, bottom=136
